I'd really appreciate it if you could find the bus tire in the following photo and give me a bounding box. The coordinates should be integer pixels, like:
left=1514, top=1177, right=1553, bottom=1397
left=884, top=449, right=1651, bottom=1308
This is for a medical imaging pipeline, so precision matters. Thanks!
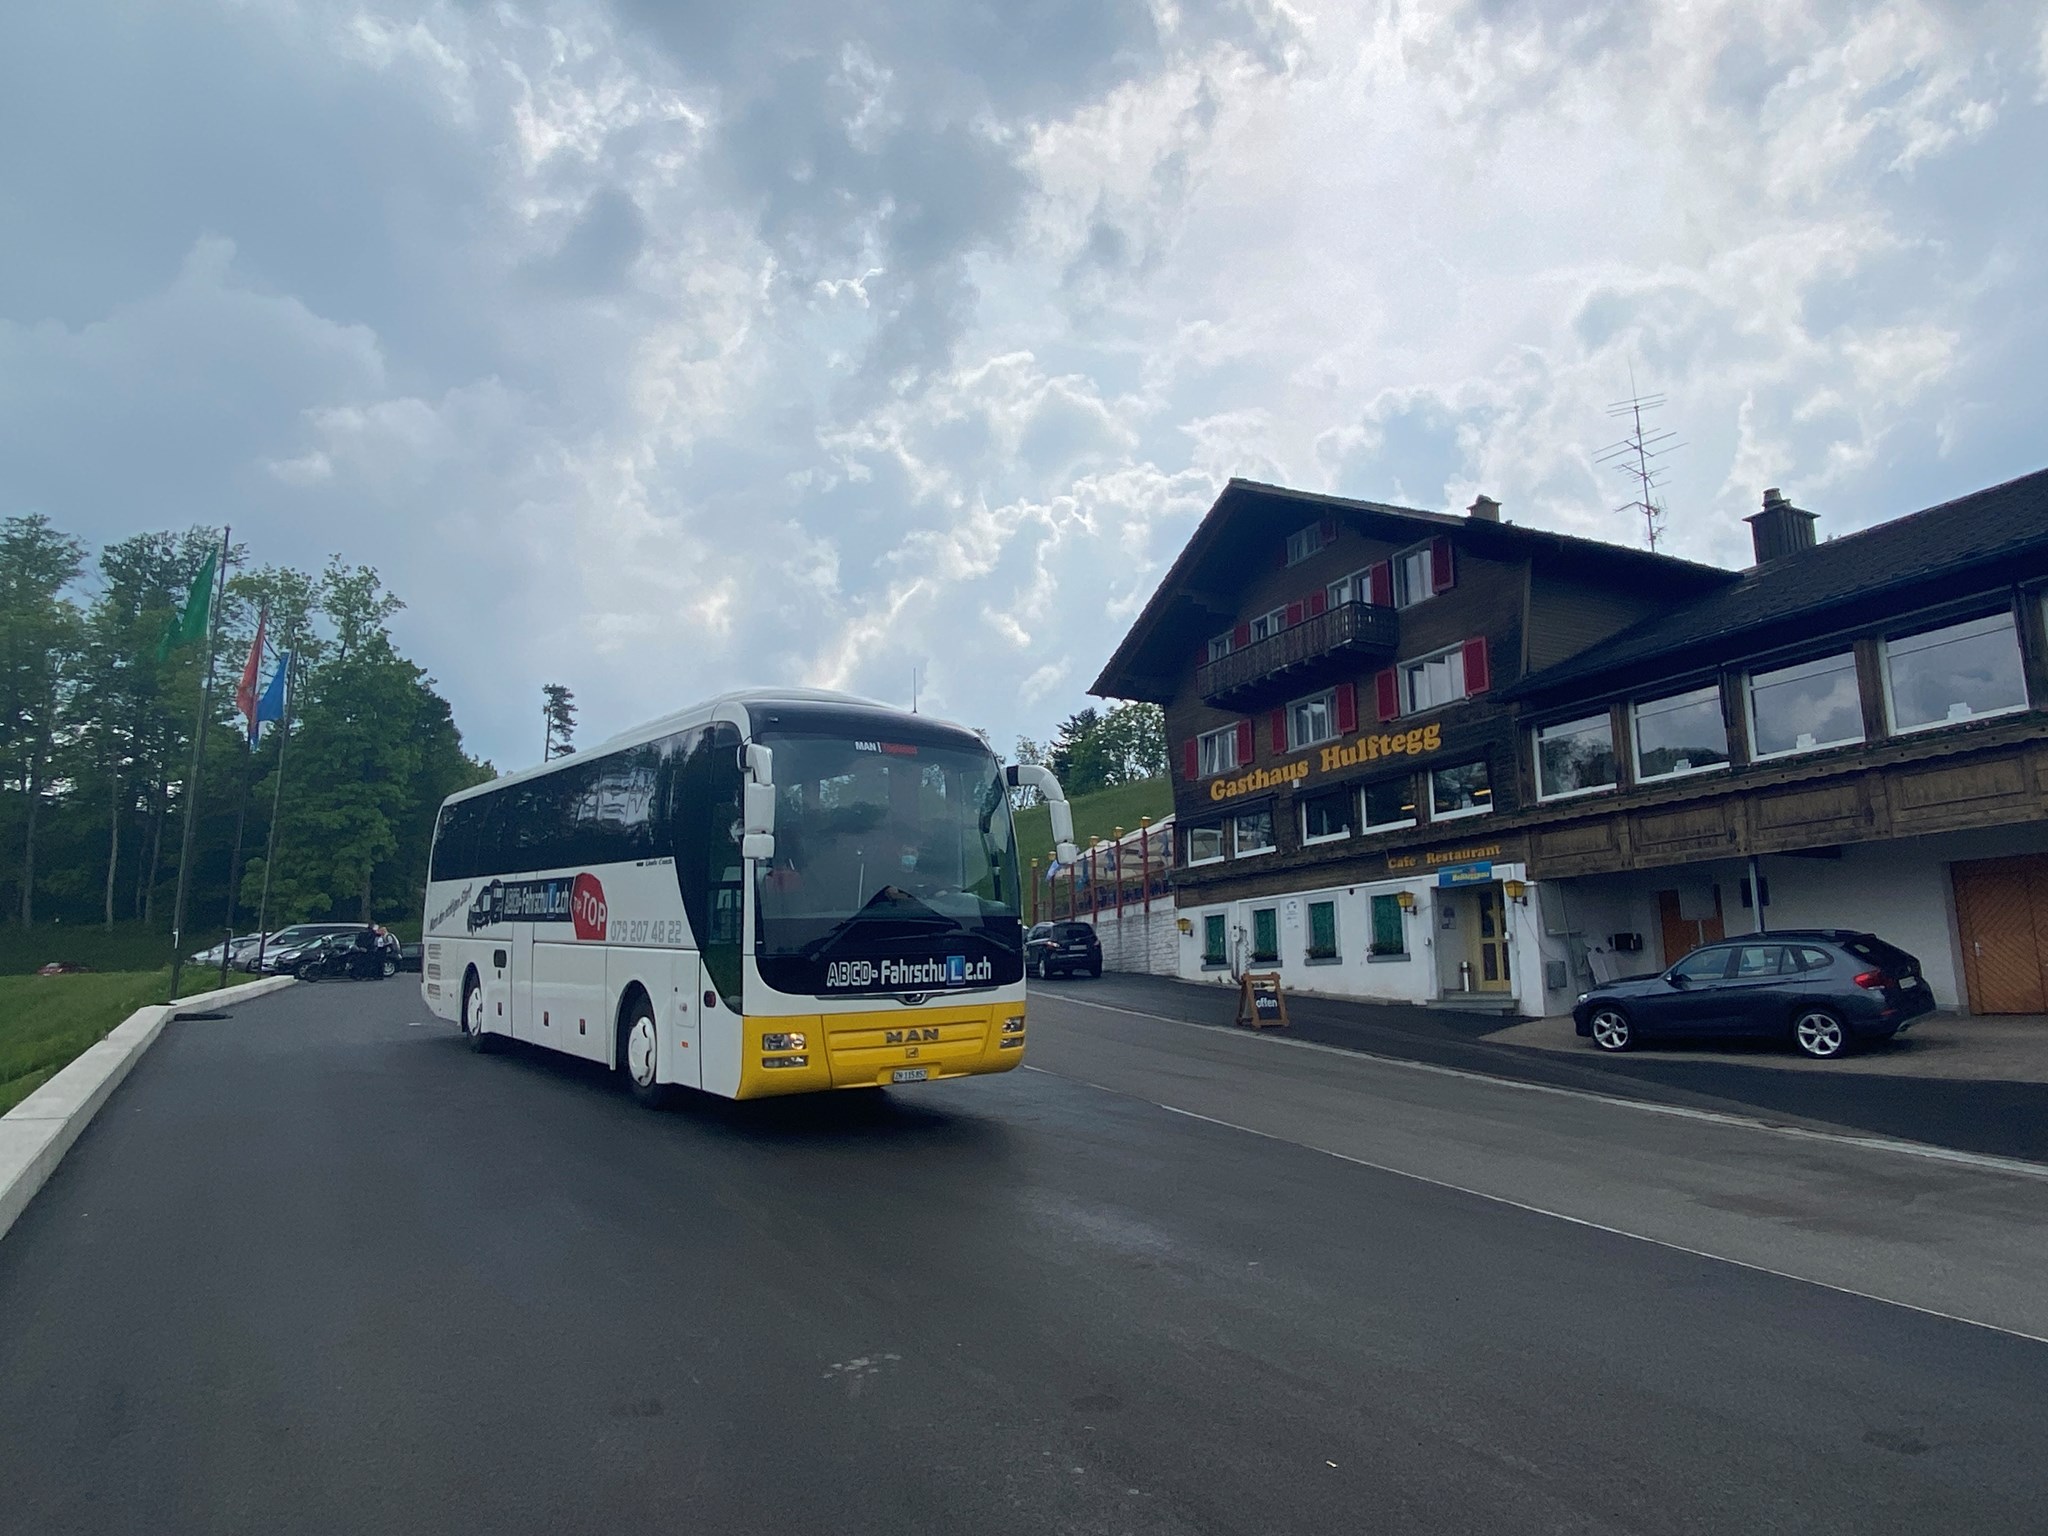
left=619, top=992, right=671, bottom=1108
left=462, top=971, right=499, bottom=1054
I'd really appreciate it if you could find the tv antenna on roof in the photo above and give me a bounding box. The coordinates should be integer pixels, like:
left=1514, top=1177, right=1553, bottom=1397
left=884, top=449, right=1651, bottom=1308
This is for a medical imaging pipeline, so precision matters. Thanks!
left=1596, top=369, right=1683, bottom=551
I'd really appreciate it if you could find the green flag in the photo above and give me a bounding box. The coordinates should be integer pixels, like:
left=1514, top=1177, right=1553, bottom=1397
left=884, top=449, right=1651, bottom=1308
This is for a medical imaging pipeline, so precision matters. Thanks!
left=157, top=549, right=217, bottom=660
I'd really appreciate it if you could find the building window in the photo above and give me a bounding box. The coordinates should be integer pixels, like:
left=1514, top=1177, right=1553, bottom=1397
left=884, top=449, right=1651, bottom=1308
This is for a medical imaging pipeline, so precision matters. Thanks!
left=1301, top=788, right=1352, bottom=844
left=1288, top=689, right=1339, bottom=750
left=1369, top=894, right=1407, bottom=957
left=1207, top=634, right=1231, bottom=662
left=1248, top=606, right=1289, bottom=642
left=1307, top=899, right=1338, bottom=961
left=1402, top=644, right=1467, bottom=713
left=1361, top=777, right=1417, bottom=832
left=1197, top=726, right=1240, bottom=777
left=1329, top=568, right=1371, bottom=606
left=1251, top=907, right=1278, bottom=962
left=1285, top=525, right=1327, bottom=566
left=1202, top=913, right=1228, bottom=967
left=1431, top=760, right=1493, bottom=819
left=1748, top=651, right=1864, bottom=759
left=1534, top=713, right=1617, bottom=800
left=1186, top=824, right=1225, bottom=866
left=1633, top=685, right=1729, bottom=780
left=1882, top=611, right=2029, bottom=734
left=1393, top=544, right=1434, bottom=608
left=1234, top=809, right=1275, bottom=857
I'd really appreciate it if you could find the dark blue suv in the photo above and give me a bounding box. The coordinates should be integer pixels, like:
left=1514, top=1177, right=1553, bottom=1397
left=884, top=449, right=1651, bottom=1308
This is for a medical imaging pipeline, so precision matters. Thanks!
left=1026, top=922, right=1103, bottom=980
left=1574, top=930, right=1935, bottom=1059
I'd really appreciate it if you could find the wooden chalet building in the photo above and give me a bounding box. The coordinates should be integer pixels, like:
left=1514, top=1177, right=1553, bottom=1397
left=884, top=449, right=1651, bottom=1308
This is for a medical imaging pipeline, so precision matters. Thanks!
left=1093, top=469, right=2048, bottom=1017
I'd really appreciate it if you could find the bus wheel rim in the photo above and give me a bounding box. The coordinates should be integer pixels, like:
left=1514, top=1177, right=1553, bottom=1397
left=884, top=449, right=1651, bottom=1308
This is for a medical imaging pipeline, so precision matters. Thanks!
left=629, top=1017, right=658, bottom=1085
left=465, top=986, right=483, bottom=1035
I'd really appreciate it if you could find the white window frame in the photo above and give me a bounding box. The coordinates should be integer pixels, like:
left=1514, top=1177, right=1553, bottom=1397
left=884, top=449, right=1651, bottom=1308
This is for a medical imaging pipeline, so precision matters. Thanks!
left=1745, top=650, right=1865, bottom=761
left=1287, top=689, right=1339, bottom=751
left=1429, top=760, right=1494, bottom=821
left=1284, top=525, right=1325, bottom=567
left=1233, top=809, right=1276, bottom=858
left=1329, top=567, right=1374, bottom=607
left=1299, top=788, right=1353, bottom=846
left=1361, top=778, right=1418, bottom=834
left=1533, top=713, right=1618, bottom=802
left=1879, top=610, right=2030, bottom=737
left=1247, top=606, right=1289, bottom=642
left=1393, top=543, right=1435, bottom=610
left=1401, top=643, right=1468, bottom=715
left=1185, top=823, right=1226, bottom=867
left=1197, top=726, right=1240, bottom=777
left=1207, top=633, right=1232, bottom=662
left=1305, top=898, right=1340, bottom=962
left=1631, top=685, right=1731, bottom=783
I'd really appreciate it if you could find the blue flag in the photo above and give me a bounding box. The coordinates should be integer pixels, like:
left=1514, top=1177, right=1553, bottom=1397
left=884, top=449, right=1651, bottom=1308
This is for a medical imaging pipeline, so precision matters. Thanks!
left=252, top=652, right=289, bottom=741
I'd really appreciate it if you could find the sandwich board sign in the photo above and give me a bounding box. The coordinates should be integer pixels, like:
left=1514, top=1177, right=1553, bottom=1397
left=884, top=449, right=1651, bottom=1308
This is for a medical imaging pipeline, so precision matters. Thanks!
left=1236, top=971, right=1288, bottom=1030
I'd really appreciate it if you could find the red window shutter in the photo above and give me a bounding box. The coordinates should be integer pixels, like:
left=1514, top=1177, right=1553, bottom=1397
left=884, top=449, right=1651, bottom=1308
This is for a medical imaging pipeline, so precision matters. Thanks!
left=1270, top=709, right=1287, bottom=754
left=1232, top=621, right=1251, bottom=648
left=1285, top=600, right=1304, bottom=627
left=1368, top=561, right=1392, bottom=606
left=1335, top=681, right=1358, bottom=734
left=1318, top=516, right=1337, bottom=544
left=1307, top=589, right=1328, bottom=617
left=1375, top=667, right=1400, bottom=722
left=1430, top=537, right=1455, bottom=593
left=1183, top=739, right=1200, bottom=781
left=1463, top=636, right=1491, bottom=695
left=1235, top=718, right=1254, bottom=766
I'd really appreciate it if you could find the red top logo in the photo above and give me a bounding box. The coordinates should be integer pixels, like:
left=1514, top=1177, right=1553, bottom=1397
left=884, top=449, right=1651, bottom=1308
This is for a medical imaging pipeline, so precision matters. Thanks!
left=571, top=873, right=608, bottom=941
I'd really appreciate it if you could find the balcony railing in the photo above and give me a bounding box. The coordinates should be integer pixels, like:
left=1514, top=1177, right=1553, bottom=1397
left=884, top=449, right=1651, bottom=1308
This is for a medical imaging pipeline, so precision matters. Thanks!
left=1197, top=599, right=1400, bottom=708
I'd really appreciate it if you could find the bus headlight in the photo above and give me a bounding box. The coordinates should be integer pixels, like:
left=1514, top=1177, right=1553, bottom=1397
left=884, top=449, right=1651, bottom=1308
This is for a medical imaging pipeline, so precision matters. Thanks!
left=1001, top=1015, right=1025, bottom=1034
left=761, top=1032, right=807, bottom=1051
left=762, top=1054, right=809, bottom=1069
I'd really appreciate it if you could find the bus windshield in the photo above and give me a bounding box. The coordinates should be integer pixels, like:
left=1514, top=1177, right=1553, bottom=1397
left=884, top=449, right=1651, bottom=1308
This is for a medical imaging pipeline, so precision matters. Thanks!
left=755, top=732, right=1020, bottom=967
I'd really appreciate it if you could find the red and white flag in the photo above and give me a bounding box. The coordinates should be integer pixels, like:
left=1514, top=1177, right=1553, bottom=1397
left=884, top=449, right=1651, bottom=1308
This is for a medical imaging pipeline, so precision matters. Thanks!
left=235, top=609, right=267, bottom=743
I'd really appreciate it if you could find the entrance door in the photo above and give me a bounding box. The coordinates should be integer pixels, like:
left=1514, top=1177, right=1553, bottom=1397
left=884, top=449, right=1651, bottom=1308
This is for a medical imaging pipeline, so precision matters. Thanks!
left=1952, top=855, right=2048, bottom=1014
left=1465, top=885, right=1512, bottom=993
left=1657, top=887, right=1725, bottom=967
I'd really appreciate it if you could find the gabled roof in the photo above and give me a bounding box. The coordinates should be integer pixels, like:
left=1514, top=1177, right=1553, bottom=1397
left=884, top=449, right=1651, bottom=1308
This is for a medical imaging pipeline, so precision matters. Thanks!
left=1507, top=467, right=2048, bottom=704
left=1090, top=479, right=1729, bottom=704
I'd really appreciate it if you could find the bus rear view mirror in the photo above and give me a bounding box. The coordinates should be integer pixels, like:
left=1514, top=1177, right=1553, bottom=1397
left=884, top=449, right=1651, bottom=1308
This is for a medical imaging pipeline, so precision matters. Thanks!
left=743, top=781, right=776, bottom=837
left=742, top=832, right=775, bottom=862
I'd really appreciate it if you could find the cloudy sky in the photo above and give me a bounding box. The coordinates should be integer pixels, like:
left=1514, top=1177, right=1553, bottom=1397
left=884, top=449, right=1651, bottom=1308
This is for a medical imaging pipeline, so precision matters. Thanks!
left=4, top=0, right=2043, bottom=771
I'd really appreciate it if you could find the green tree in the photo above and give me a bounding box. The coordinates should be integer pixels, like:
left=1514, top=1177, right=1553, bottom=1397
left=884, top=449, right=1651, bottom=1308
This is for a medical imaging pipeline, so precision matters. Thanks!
left=542, top=683, right=576, bottom=760
left=0, top=515, right=86, bottom=925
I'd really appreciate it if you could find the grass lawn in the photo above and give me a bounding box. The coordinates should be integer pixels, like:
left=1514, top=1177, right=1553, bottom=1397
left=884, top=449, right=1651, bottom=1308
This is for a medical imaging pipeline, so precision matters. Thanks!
left=0, top=967, right=237, bottom=1115
left=1012, top=776, right=1173, bottom=865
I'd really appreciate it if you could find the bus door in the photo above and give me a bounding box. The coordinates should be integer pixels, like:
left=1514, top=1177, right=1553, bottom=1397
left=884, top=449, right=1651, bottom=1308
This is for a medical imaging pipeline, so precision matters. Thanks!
left=510, top=920, right=536, bottom=1042
left=668, top=950, right=703, bottom=1090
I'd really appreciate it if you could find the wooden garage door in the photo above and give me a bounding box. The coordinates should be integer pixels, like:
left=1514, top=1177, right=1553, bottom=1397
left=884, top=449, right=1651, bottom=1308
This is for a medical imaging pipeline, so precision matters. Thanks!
left=1952, top=855, right=2048, bottom=1015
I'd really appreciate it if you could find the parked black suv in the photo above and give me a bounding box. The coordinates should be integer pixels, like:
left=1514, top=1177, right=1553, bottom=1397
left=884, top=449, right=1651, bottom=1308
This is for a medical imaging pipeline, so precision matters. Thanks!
left=1573, top=929, right=1935, bottom=1059
left=1026, top=921, right=1103, bottom=980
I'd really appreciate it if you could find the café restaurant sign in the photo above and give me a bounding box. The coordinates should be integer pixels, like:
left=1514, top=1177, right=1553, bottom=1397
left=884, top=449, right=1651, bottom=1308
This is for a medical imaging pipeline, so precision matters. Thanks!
left=1207, top=722, right=1445, bottom=803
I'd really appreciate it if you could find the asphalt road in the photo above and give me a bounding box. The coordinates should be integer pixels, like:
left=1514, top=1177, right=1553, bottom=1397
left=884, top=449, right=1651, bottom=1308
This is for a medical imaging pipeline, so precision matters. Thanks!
left=2, top=979, right=2045, bottom=1535
left=1068, top=972, right=2048, bottom=1164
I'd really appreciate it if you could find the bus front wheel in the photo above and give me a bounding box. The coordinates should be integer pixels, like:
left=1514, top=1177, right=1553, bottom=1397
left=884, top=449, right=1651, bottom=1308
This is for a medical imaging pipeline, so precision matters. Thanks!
left=463, top=973, right=498, bottom=1054
left=620, top=995, right=671, bottom=1108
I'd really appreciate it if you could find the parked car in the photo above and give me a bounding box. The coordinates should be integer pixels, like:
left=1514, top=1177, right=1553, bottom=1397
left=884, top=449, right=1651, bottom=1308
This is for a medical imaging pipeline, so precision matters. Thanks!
left=286, top=932, right=397, bottom=981
left=189, top=932, right=266, bottom=967
left=397, top=942, right=423, bottom=974
left=1026, top=921, right=1103, bottom=980
left=244, top=924, right=361, bottom=973
left=1574, top=929, right=1935, bottom=1059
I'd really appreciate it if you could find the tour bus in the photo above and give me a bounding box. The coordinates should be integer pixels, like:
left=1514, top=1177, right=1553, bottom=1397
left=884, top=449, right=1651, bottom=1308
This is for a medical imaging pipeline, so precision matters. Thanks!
left=420, top=688, right=1077, bottom=1102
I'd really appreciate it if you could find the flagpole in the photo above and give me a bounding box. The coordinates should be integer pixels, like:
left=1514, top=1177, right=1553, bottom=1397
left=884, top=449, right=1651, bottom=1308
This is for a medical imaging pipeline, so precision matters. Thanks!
left=217, top=605, right=265, bottom=989
left=166, top=526, right=231, bottom=1002
left=252, top=646, right=295, bottom=978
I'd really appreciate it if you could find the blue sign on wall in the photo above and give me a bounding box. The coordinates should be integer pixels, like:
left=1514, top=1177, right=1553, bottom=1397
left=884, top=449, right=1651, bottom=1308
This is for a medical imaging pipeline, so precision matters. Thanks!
left=1436, top=862, right=1494, bottom=887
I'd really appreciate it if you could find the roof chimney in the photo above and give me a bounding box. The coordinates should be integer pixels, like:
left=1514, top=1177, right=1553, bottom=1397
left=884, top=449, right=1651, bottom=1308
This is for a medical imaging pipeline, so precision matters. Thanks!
left=1467, top=494, right=1501, bottom=523
left=1744, top=487, right=1818, bottom=564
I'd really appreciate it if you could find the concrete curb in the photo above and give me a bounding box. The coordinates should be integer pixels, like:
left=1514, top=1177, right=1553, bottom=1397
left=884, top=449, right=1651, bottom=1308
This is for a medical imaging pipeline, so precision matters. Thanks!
left=0, top=974, right=296, bottom=1245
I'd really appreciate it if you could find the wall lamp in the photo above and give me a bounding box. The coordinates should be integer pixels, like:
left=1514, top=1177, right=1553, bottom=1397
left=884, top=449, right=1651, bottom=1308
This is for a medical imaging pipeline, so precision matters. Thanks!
left=1503, top=878, right=1528, bottom=905
left=1395, top=890, right=1416, bottom=912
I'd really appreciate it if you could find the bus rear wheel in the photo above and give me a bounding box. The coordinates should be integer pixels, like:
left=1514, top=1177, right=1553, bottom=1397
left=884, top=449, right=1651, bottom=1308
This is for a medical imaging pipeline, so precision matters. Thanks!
left=621, top=996, right=670, bottom=1108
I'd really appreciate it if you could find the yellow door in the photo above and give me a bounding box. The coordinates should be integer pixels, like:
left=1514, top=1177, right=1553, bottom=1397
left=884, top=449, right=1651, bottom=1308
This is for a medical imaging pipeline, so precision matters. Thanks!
left=1468, top=886, right=1512, bottom=993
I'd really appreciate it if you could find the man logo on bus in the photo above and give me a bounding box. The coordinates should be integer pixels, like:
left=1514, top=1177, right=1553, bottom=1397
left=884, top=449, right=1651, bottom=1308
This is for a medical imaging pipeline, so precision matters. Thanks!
left=571, top=873, right=608, bottom=941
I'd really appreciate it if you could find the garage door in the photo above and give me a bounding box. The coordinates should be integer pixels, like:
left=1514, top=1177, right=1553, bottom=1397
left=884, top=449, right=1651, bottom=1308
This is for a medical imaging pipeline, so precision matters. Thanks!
left=1952, top=855, right=2048, bottom=1015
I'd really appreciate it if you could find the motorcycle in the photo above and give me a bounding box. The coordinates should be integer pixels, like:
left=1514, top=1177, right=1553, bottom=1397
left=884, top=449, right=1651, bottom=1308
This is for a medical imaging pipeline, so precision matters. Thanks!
left=291, top=934, right=398, bottom=981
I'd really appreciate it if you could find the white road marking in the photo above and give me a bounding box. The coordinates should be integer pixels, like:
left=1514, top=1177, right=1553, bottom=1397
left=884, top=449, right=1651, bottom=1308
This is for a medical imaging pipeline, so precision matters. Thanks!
left=1044, top=993, right=2048, bottom=1182
left=1146, top=1100, right=2048, bottom=1350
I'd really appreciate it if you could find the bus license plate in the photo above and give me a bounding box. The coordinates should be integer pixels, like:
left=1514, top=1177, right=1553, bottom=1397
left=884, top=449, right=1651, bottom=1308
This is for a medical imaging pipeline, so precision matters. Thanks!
left=892, top=1068, right=929, bottom=1084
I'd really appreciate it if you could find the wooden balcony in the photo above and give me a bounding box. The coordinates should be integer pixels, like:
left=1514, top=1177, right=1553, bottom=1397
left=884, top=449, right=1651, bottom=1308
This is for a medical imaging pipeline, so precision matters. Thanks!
left=1196, top=599, right=1400, bottom=708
